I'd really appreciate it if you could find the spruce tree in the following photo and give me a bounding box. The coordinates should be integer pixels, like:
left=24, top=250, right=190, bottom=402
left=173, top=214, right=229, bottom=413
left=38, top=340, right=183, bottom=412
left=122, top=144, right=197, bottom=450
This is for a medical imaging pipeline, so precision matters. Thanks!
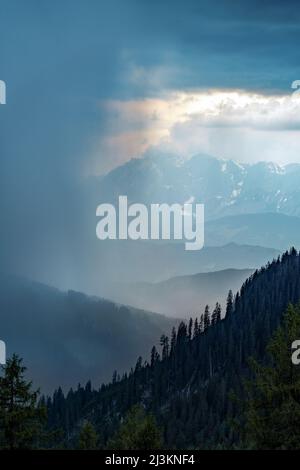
left=188, top=318, right=193, bottom=340
left=193, top=318, right=199, bottom=338
left=244, top=303, right=300, bottom=449
left=170, top=327, right=177, bottom=353
left=203, top=305, right=210, bottom=331
left=150, top=346, right=160, bottom=368
left=78, top=421, right=98, bottom=449
left=211, top=302, right=222, bottom=325
left=0, top=354, right=46, bottom=449
left=160, top=335, right=169, bottom=360
left=226, top=290, right=233, bottom=317
left=107, top=405, right=162, bottom=450
left=199, top=314, right=204, bottom=333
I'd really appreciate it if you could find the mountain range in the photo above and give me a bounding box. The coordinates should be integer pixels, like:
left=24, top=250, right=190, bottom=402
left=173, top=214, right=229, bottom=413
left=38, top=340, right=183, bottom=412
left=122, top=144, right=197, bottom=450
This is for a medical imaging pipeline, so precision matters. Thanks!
left=95, top=151, right=300, bottom=220
left=22, top=152, right=299, bottom=296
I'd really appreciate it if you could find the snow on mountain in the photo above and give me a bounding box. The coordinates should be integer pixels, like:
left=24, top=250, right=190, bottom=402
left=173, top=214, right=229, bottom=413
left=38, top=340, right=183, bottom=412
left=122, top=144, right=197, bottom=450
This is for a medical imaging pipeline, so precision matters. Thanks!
left=96, top=151, right=300, bottom=220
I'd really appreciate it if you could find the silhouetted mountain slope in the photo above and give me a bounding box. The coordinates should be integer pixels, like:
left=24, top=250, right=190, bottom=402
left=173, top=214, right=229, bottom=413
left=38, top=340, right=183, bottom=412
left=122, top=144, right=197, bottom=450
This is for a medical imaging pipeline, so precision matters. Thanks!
left=107, top=268, right=253, bottom=317
left=0, top=276, right=177, bottom=392
left=47, top=248, right=300, bottom=449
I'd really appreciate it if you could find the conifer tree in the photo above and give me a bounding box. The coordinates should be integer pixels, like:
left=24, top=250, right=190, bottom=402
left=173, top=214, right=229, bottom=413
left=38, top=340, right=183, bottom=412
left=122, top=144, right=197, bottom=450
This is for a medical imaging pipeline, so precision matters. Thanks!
left=150, top=346, right=159, bottom=368
left=78, top=421, right=98, bottom=449
left=203, top=305, right=210, bottom=331
left=170, top=327, right=177, bottom=353
left=226, top=290, right=234, bottom=317
left=0, top=354, right=46, bottom=449
left=244, top=303, right=300, bottom=449
left=134, top=357, right=143, bottom=374
left=107, top=405, right=162, bottom=450
left=199, top=314, right=204, bottom=333
left=160, top=335, right=169, bottom=360
left=188, top=318, right=193, bottom=340
left=211, top=302, right=222, bottom=325
left=193, top=318, right=199, bottom=338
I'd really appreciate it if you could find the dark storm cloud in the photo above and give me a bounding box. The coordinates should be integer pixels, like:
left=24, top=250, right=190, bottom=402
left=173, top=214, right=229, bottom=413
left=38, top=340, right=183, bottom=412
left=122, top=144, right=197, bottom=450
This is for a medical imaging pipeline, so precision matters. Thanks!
left=0, top=0, right=299, bottom=286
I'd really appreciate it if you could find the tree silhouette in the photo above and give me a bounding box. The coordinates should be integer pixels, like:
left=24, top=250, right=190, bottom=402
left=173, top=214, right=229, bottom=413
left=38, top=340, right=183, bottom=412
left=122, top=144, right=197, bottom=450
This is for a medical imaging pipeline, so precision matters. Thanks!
left=244, top=303, right=300, bottom=449
left=78, top=421, right=98, bottom=449
left=0, top=354, right=46, bottom=449
left=107, top=405, right=162, bottom=450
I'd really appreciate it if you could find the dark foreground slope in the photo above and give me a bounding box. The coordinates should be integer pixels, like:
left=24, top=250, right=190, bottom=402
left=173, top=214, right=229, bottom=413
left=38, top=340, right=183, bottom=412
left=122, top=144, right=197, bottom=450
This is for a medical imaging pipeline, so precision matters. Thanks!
left=0, top=276, right=177, bottom=392
left=47, top=249, right=300, bottom=449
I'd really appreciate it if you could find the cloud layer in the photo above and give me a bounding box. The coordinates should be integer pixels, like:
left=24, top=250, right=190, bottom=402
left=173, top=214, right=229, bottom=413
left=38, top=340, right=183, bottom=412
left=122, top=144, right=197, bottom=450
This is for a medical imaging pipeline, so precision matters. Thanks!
left=95, top=90, right=300, bottom=172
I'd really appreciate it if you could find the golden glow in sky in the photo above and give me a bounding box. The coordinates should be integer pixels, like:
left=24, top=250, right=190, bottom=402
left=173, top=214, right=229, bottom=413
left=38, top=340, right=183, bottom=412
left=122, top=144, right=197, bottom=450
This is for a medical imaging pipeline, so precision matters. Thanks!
left=89, top=89, right=300, bottom=174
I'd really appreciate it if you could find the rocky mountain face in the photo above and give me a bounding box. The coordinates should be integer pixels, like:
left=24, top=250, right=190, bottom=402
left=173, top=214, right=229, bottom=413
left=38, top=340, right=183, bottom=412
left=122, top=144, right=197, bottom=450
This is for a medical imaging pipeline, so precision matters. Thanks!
left=96, top=151, right=300, bottom=220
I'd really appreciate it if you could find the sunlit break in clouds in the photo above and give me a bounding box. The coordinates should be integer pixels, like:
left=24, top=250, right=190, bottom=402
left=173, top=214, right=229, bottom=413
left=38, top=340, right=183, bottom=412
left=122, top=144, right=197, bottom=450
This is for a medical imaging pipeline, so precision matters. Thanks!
left=91, top=89, right=300, bottom=174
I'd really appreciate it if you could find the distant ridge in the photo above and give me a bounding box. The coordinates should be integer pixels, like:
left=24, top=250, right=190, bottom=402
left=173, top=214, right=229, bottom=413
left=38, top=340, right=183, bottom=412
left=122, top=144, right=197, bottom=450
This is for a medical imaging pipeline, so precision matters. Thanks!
left=0, top=275, right=178, bottom=392
left=106, top=268, right=253, bottom=317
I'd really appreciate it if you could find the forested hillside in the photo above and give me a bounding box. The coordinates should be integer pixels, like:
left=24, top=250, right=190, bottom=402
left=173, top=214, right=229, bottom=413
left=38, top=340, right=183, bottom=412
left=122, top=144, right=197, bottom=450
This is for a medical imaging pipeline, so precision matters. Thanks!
left=46, top=249, right=300, bottom=449
left=0, top=276, right=177, bottom=391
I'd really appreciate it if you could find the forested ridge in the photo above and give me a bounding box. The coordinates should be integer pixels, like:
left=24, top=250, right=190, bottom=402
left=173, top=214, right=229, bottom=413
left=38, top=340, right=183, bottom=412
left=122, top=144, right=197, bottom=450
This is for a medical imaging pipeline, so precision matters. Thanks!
left=45, top=248, right=300, bottom=449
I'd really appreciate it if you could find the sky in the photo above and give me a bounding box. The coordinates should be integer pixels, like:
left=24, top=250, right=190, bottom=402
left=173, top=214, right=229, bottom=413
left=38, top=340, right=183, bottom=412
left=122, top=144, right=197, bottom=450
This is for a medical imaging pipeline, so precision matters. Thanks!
left=1, top=0, right=300, bottom=286
left=99, top=90, right=300, bottom=171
